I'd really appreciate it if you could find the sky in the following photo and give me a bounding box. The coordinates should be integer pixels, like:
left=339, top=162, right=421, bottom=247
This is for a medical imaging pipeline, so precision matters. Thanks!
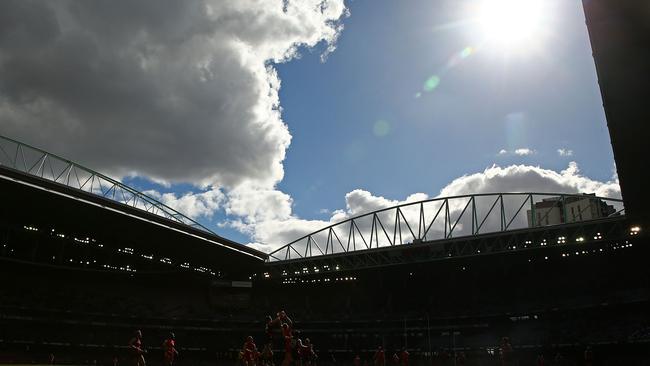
left=0, top=0, right=620, bottom=253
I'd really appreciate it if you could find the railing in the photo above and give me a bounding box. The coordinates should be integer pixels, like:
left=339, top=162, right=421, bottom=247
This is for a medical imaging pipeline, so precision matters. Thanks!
left=268, top=192, right=624, bottom=262
left=0, top=134, right=215, bottom=234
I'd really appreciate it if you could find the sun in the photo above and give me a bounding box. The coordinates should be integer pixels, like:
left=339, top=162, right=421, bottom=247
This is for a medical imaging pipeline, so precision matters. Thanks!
left=476, top=0, right=545, bottom=48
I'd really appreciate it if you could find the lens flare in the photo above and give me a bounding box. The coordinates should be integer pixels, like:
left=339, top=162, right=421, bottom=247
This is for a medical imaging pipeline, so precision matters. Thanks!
left=373, top=120, right=390, bottom=137
left=423, top=75, right=441, bottom=92
left=460, top=46, right=474, bottom=59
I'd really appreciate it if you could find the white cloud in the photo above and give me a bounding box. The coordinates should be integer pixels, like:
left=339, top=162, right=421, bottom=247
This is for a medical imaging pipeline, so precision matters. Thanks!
left=514, top=148, right=534, bottom=156
left=224, top=182, right=293, bottom=224
left=144, top=188, right=225, bottom=220
left=0, top=0, right=348, bottom=188
left=557, top=148, right=574, bottom=157
left=161, top=190, right=224, bottom=219
left=224, top=188, right=431, bottom=253
left=498, top=148, right=535, bottom=156
left=437, top=162, right=620, bottom=198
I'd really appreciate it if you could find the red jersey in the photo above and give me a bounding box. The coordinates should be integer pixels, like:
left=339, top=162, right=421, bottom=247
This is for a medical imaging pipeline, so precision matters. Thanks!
left=163, top=339, right=176, bottom=361
left=265, top=320, right=273, bottom=339
left=282, top=326, right=292, bottom=352
left=500, top=343, right=513, bottom=365
left=243, top=340, right=257, bottom=361
left=399, top=351, right=409, bottom=366
left=375, top=350, right=385, bottom=365
left=130, top=337, right=143, bottom=355
left=297, top=342, right=311, bottom=358
left=354, top=356, right=361, bottom=366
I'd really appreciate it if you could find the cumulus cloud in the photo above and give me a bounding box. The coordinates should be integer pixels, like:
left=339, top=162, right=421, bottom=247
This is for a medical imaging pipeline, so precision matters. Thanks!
left=224, top=188, right=431, bottom=253
left=0, top=0, right=347, bottom=188
left=235, top=162, right=621, bottom=253
left=557, top=148, right=574, bottom=157
left=438, top=162, right=620, bottom=198
left=514, top=148, right=534, bottom=156
left=224, top=182, right=293, bottom=225
left=497, top=148, right=535, bottom=156
left=144, top=188, right=224, bottom=219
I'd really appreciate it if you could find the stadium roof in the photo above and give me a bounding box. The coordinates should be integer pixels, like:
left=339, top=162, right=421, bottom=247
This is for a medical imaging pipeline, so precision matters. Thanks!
left=0, top=134, right=266, bottom=274
left=268, top=192, right=625, bottom=263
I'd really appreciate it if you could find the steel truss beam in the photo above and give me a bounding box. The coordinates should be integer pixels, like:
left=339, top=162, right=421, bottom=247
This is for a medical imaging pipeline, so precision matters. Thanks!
left=266, top=216, right=631, bottom=277
left=268, top=192, right=625, bottom=263
left=0, top=134, right=213, bottom=234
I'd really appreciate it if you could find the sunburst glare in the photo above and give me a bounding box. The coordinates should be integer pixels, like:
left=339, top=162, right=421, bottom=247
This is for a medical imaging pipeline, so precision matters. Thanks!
left=475, top=0, right=546, bottom=48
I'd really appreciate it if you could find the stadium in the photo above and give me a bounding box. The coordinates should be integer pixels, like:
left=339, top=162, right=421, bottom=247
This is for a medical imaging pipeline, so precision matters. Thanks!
left=1, top=0, right=649, bottom=366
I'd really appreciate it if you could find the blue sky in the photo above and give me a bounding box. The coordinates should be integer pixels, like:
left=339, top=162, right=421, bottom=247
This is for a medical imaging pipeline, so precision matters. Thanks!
left=0, top=0, right=618, bottom=250
left=275, top=0, right=613, bottom=221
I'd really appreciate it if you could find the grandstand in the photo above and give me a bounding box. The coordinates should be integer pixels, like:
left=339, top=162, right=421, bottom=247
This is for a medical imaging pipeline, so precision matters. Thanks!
left=1, top=133, right=648, bottom=365
left=0, top=135, right=266, bottom=277
left=1, top=0, right=650, bottom=364
left=0, top=135, right=267, bottom=364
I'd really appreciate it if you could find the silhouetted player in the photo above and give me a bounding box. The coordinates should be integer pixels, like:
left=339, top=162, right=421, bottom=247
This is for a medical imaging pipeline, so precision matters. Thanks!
left=276, top=310, right=293, bottom=331
left=399, top=349, right=409, bottom=366
left=242, top=336, right=258, bottom=366
left=162, top=332, right=178, bottom=366
left=129, top=330, right=146, bottom=366
left=303, top=338, right=316, bottom=366
left=261, top=342, right=274, bottom=366
left=265, top=315, right=274, bottom=343
left=456, top=352, right=466, bottom=366
left=374, top=346, right=385, bottom=366
left=499, top=337, right=513, bottom=366
left=584, top=346, right=594, bottom=366
left=281, top=323, right=293, bottom=366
